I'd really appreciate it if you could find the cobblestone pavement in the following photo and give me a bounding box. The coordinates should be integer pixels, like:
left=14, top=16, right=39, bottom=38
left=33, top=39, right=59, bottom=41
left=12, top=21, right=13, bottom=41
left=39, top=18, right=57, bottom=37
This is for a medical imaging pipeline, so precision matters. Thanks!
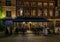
left=0, top=33, right=60, bottom=42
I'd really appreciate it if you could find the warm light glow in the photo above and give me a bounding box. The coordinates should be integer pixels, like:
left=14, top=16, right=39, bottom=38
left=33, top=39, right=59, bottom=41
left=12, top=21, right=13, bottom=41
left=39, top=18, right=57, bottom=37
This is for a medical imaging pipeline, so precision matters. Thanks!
left=22, top=22, right=25, bottom=24
left=29, top=22, right=32, bottom=24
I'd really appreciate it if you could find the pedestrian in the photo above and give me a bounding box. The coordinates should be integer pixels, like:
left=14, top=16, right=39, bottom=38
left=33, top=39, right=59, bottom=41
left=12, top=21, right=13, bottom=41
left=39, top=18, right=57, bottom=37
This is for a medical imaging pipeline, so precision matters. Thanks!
left=43, top=25, right=49, bottom=36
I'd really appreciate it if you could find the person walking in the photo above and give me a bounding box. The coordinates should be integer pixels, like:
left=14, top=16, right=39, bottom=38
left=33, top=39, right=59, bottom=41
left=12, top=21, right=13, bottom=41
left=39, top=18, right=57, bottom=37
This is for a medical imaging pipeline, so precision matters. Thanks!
left=43, top=25, right=49, bottom=36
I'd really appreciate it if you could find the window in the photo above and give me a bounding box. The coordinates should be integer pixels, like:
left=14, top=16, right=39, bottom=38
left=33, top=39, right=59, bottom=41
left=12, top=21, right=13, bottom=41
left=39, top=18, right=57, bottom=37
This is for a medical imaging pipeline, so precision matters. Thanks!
left=6, top=1, right=11, bottom=6
left=17, top=8, right=23, bottom=16
left=58, top=11, right=60, bottom=16
left=6, top=11, right=11, bottom=17
left=56, top=21, right=60, bottom=27
left=24, top=2, right=30, bottom=6
left=6, top=0, right=11, bottom=6
left=38, top=2, right=42, bottom=6
left=58, top=0, right=60, bottom=6
left=38, top=9, right=42, bottom=16
left=43, top=9, right=48, bottom=16
left=31, top=9, right=36, bottom=16
left=49, top=10, right=53, bottom=16
left=24, top=8, right=30, bottom=16
left=55, top=11, right=59, bottom=17
left=31, top=2, right=37, bottom=6
left=43, top=2, right=48, bottom=6
left=17, top=1, right=24, bottom=6
left=49, top=3, right=53, bottom=6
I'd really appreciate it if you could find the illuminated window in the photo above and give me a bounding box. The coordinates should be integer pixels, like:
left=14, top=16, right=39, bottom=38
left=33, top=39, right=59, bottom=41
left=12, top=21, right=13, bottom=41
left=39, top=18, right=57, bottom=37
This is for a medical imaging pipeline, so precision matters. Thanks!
left=55, top=11, right=59, bottom=17
left=49, top=10, right=53, bottom=16
left=49, top=3, right=53, bottom=6
left=58, top=0, right=60, bottom=6
left=38, top=9, right=42, bottom=16
left=44, top=9, right=48, bottom=16
left=31, top=9, right=36, bottom=16
left=24, top=2, right=30, bottom=6
left=24, top=8, right=30, bottom=16
left=38, top=2, right=42, bottom=6
left=31, top=2, right=36, bottom=6
left=43, top=2, right=48, bottom=6
left=17, top=8, right=23, bottom=16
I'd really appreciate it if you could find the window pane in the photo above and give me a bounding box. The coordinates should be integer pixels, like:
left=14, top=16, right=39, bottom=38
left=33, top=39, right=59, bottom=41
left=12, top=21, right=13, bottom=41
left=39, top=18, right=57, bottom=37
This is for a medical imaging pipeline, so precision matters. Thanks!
left=31, top=9, right=36, bottom=16
left=24, top=8, right=30, bottom=16
left=38, top=9, right=42, bottom=16
left=6, top=11, right=11, bottom=17
left=43, top=3, right=48, bottom=6
left=17, top=1, right=23, bottom=6
left=49, top=10, right=53, bottom=16
left=31, top=2, right=36, bottom=6
left=44, top=9, right=48, bottom=16
left=55, top=11, right=59, bottom=17
left=58, top=0, right=60, bottom=6
left=20, top=8, right=23, bottom=16
left=49, top=3, right=53, bottom=6
left=6, top=1, right=11, bottom=6
left=38, top=2, right=42, bottom=6
left=17, top=8, right=23, bottom=16
left=24, top=2, right=30, bottom=6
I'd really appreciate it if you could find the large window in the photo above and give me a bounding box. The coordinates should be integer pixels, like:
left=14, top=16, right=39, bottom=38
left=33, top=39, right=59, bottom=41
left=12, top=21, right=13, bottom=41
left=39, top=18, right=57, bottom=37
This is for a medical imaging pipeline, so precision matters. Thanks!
left=37, top=9, right=42, bottom=16
left=43, top=9, right=48, bottom=16
left=6, top=11, right=11, bottom=17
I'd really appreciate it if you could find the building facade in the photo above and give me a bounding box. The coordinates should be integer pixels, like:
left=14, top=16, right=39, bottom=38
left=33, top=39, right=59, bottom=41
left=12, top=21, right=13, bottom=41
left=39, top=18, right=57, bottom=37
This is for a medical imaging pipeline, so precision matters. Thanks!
left=0, top=0, right=16, bottom=19
left=0, top=0, right=60, bottom=31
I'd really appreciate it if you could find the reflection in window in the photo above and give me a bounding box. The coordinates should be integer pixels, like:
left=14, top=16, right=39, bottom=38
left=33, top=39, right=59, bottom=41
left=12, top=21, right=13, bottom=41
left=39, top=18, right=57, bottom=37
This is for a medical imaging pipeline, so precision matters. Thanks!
left=44, top=9, right=48, bottom=16
left=49, top=10, right=53, bottom=16
left=24, top=2, right=30, bottom=6
left=55, top=11, right=59, bottom=17
left=38, top=2, right=42, bottom=6
left=38, top=9, right=42, bottom=16
left=49, top=3, right=53, bottom=6
left=43, top=3, right=48, bottom=6
left=31, top=2, right=36, bottom=6
left=31, top=9, right=36, bottom=16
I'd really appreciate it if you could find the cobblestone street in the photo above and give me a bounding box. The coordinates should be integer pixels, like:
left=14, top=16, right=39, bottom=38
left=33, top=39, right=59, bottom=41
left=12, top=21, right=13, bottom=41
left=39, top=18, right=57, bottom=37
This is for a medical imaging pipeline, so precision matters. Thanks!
left=0, top=33, right=60, bottom=42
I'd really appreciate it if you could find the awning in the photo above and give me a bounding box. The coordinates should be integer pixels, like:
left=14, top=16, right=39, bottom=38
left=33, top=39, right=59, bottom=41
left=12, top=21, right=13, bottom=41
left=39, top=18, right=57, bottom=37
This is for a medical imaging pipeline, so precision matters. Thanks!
left=13, top=17, right=50, bottom=22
